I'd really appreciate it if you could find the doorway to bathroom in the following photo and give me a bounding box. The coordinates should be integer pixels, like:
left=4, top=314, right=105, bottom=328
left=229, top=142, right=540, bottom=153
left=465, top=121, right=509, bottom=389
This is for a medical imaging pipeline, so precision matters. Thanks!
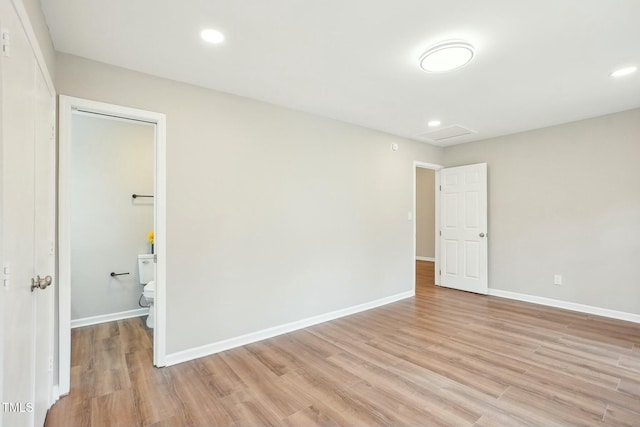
left=70, top=112, right=154, bottom=326
left=58, top=96, right=167, bottom=396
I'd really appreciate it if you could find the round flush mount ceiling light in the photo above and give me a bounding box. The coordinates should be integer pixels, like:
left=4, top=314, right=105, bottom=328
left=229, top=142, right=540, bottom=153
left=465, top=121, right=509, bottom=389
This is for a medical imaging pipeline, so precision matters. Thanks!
left=610, top=65, right=637, bottom=78
left=201, top=28, right=225, bottom=44
left=419, top=40, right=475, bottom=73
left=427, top=120, right=441, bottom=127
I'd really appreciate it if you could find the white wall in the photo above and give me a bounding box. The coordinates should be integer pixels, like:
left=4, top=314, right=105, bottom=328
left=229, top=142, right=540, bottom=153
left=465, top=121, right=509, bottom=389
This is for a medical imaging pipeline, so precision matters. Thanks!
left=416, top=168, right=435, bottom=259
left=70, top=113, right=154, bottom=320
left=444, top=108, right=640, bottom=315
left=55, top=53, right=443, bottom=354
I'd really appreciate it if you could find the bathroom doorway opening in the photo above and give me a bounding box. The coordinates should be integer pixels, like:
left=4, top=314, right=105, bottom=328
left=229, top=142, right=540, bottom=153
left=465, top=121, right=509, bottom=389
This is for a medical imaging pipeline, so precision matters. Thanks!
left=57, top=96, right=167, bottom=397
left=413, top=162, right=442, bottom=294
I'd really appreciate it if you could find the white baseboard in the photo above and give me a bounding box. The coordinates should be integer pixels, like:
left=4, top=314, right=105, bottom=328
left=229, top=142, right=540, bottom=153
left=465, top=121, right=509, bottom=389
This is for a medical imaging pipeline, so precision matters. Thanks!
left=71, top=307, right=149, bottom=328
left=416, top=256, right=435, bottom=262
left=488, top=289, right=640, bottom=324
left=165, top=290, right=414, bottom=367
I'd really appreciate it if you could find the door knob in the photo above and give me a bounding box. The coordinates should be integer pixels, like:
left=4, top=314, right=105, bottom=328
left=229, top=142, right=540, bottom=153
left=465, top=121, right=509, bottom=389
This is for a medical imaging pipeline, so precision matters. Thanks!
left=30, top=275, right=52, bottom=292
left=479, top=233, right=485, bottom=238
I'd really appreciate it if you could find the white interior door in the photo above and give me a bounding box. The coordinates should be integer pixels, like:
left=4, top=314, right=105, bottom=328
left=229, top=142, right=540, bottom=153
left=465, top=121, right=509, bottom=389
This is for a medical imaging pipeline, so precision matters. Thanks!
left=1, top=1, right=56, bottom=425
left=440, top=163, right=488, bottom=294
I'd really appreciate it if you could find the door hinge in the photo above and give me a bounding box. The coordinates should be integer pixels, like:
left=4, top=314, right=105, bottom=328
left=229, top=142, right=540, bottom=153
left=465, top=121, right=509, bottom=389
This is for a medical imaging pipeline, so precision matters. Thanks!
left=1, top=29, right=10, bottom=57
left=439, top=185, right=441, bottom=191
left=51, top=125, right=56, bottom=139
left=439, top=269, right=441, bottom=275
left=439, top=230, right=442, bottom=236
left=153, top=254, right=157, bottom=263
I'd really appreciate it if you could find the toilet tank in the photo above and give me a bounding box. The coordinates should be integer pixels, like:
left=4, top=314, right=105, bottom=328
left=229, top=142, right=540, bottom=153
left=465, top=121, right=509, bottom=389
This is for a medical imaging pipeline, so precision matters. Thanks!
left=137, top=254, right=155, bottom=284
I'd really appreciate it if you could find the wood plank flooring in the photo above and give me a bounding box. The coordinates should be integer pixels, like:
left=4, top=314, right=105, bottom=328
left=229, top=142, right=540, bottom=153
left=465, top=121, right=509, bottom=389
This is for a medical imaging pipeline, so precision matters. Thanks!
left=46, top=261, right=640, bottom=426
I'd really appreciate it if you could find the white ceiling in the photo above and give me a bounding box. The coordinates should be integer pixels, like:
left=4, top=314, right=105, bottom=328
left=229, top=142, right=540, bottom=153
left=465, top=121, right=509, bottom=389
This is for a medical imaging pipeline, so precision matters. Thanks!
left=41, top=0, right=640, bottom=146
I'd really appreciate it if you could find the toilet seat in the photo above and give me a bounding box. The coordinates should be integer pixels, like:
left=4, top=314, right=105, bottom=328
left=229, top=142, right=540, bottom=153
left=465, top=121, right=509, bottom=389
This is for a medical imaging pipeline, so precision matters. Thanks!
left=142, top=280, right=155, bottom=329
left=143, top=280, right=155, bottom=299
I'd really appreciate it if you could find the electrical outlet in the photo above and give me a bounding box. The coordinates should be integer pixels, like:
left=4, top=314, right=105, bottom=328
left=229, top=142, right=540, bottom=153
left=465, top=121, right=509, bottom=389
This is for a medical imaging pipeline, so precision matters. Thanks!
left=554, top=274, right=562, bottom=285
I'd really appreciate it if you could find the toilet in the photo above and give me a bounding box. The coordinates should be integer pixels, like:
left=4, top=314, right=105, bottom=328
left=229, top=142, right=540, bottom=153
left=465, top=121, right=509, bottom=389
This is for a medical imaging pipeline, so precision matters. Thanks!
left=137, top=254, right=155, bottom=328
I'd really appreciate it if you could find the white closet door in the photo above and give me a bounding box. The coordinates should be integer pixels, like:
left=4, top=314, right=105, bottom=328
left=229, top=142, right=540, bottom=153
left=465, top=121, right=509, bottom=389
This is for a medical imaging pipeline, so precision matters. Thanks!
left=0, top=1, right=56, bottom=425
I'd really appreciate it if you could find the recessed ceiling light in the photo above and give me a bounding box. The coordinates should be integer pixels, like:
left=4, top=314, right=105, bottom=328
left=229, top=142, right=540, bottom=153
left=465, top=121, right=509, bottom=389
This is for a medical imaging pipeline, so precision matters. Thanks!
left=427, top=120, right=441, bottom=127
left=419, top=40, right=475, bottom=73
left=201, top=28, right=225, bottom=44
left=610, top=66, right=637, bottom=78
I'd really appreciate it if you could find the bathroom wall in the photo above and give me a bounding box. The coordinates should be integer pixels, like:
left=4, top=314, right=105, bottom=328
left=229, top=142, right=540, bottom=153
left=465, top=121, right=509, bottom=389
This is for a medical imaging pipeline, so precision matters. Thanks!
left=416, top=168, right=436, bottom=259
left=70, top=112, right=154, bottom=322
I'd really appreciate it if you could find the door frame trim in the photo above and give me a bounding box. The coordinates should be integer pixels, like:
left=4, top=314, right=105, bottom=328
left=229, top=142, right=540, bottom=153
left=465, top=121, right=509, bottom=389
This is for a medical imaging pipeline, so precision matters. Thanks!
left=57, top=95, right=167, bottom=396
left=10, top=0, right=55, bottom=93
left=413, top=161, right=443, bottom=292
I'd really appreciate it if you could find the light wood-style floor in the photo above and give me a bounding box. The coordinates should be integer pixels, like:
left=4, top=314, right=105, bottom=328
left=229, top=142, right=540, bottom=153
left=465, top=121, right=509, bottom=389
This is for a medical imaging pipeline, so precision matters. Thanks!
left=46, top=261, right=640, bottom=426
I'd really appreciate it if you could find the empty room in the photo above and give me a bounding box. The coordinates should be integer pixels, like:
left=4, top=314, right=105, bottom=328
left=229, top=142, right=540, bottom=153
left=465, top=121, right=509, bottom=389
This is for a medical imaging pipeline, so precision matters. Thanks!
left=1, top=0, right=639, bottom=426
